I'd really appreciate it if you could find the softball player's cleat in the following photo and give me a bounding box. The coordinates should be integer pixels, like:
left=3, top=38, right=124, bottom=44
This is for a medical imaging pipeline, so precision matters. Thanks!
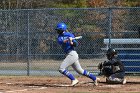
left=71, top=79, right=79, bottom=86
left=94, top=78, right=100, bottom=86
left=122, top=79, right=126, bottom=84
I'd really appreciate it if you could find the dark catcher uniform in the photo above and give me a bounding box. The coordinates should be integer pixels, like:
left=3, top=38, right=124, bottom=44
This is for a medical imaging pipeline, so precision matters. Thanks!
left=98, top=48, right=126, bottom=84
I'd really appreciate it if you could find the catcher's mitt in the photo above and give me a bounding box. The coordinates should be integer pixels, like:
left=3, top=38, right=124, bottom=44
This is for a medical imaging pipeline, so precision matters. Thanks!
left=102, top=67, right=112, bottom=77
left=98, top=62, right=103, bottom=75
left=98, top=61, right=113, bottom=77
left=98, top=62, right=103, bottom=70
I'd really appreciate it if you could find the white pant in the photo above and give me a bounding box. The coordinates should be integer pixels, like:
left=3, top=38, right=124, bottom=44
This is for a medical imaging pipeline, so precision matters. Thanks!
left=59, top=50, right=84, bottom=74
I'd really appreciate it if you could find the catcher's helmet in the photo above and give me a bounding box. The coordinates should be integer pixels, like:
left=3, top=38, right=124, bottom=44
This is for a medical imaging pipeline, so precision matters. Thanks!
left=106, top=48, right=117, bottom=60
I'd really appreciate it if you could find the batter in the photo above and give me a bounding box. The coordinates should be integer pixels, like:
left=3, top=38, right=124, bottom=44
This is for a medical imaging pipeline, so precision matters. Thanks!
left=55, top=22, right=100, bottom=86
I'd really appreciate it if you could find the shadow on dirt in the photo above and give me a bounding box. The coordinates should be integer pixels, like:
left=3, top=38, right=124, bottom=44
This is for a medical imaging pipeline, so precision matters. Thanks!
left=100, top=81, right=140, bottom=85
left=23, top=83, right=73, bottom=87
left=23, top=81, right=140, bottom=87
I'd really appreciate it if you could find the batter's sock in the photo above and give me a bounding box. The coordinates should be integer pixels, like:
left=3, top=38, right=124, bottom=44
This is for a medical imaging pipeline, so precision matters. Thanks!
left=62, top=70, right=75, bottom=80
left=83, top=70, right=96, bottom=81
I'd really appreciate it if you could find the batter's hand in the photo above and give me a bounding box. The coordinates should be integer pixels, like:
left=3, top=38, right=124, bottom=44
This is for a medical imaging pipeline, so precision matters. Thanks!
left=69, top=37, right=73, bottom=45
left=69, top=37, right=73, bottom=41
left=63, top=37, right=72, bottom=43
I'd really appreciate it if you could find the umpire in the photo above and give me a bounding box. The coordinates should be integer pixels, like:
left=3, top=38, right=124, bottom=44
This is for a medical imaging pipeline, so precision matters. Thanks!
left=98, top=48, right=126, bottom=84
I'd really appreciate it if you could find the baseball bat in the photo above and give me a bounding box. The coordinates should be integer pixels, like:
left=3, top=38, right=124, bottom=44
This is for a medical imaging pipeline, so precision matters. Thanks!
left=72, top=36, right=82, bottom=40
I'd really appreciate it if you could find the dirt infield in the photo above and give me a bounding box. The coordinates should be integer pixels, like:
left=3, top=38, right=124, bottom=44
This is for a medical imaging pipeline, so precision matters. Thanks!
left=0, top=76, right=139, bottom=93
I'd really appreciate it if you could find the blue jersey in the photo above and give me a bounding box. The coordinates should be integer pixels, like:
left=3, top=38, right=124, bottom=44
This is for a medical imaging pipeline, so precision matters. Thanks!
left=57, top=32, right=77, bottom=53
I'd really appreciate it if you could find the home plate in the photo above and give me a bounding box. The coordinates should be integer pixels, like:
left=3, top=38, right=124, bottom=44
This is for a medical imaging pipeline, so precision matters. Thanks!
left=99, top=85, right=122, bottom=88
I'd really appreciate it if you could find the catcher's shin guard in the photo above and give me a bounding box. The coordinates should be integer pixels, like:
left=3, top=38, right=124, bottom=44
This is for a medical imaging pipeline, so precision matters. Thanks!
left=106, top=77, right=126, bottom=84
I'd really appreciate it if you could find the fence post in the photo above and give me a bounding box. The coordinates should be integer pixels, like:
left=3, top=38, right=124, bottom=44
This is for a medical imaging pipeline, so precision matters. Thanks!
left=27, top=10, right=30, bottom=76
left=108, top=7, right=112, bottom=49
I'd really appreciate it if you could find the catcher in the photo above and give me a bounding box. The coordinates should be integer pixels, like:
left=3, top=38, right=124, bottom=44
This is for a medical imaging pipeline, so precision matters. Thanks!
left=98, top=48, right=126, bottom=84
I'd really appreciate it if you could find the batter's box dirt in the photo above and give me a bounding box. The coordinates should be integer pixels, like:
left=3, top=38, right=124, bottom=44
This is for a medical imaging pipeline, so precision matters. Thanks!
left=0, top=76, right=140, bottom=93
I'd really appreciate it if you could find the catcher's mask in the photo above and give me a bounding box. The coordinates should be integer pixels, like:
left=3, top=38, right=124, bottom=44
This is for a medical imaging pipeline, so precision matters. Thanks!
left=106, top=48, right=117, bottom=60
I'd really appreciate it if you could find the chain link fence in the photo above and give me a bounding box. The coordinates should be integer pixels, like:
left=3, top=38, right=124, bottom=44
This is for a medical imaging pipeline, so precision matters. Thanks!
left=0, top=7, right=140, bottom=76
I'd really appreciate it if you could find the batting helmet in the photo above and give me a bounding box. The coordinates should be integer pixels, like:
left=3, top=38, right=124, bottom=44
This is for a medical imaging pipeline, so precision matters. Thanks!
left=55, top=23, right=67, bottom=31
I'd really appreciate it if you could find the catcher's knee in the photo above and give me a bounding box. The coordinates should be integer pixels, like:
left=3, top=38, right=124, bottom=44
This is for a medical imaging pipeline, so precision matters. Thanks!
left=106, top=77, right=124, bottom=84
